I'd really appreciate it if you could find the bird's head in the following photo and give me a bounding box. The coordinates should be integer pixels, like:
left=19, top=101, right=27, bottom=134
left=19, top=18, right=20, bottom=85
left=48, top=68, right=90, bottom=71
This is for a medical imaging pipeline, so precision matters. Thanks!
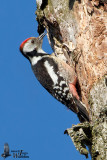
left=20, top=32, right=46, bottom=60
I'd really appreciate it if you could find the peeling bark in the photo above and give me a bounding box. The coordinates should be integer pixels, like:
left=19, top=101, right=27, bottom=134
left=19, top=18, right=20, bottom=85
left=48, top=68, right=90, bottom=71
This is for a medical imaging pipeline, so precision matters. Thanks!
left=35, top=0, right=107, bottom=159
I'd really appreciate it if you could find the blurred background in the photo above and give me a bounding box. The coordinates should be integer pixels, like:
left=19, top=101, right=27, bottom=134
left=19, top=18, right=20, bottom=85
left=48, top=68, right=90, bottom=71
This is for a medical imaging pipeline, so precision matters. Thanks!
left=0, top=1, right=91, bottom=160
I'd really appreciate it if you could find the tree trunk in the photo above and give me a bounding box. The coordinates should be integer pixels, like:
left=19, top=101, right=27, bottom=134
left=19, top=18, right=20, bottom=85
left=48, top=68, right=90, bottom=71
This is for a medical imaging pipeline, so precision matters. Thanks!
left=36, top=0, right=107, bottom=159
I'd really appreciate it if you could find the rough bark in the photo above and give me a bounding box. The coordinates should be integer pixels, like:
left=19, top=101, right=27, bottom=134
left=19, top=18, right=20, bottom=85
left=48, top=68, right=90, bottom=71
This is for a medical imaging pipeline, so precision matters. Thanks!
left=36, top=0, right=107, bottom=159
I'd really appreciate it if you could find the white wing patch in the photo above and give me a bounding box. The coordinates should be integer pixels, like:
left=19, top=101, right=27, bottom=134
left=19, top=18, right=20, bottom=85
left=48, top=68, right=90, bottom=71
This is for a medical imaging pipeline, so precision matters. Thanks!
left=44, top=61, right=58, bottom=85
left=60, top=81, right=65, bottom=86
left=64, top=87, right=69, bottom=92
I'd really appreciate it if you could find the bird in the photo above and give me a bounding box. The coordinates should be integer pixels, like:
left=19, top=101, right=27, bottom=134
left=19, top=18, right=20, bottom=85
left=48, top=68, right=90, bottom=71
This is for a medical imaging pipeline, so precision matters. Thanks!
left=1, top=143, right=11, bottom=159
left=20, top=32, right=89, bottom=122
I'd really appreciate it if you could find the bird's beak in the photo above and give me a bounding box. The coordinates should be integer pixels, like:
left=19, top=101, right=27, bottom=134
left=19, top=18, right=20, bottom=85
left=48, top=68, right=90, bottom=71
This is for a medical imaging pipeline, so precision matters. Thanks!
left=38, top=32, right=47, bottom=41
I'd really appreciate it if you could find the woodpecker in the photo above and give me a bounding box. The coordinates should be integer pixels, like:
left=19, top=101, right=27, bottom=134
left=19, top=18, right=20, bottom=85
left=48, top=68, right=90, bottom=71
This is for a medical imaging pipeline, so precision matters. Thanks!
left=20, top=33, right=89, bottom=121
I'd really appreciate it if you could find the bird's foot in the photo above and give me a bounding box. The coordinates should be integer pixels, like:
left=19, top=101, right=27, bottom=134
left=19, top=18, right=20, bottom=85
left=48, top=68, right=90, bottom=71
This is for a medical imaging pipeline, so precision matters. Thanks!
left=62, top=44, right=72, bottom=66
left=62, top=43, right=79, bottom=62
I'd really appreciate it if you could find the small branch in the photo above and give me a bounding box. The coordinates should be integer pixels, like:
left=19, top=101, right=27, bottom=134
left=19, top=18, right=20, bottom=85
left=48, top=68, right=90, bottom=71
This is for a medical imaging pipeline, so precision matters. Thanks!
left=64, top=122, right=92, bottom=158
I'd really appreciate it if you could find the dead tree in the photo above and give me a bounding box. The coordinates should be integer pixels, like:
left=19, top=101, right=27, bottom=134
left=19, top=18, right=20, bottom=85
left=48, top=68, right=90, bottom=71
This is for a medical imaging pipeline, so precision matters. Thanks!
left=35, top=0, right=107, bottom=159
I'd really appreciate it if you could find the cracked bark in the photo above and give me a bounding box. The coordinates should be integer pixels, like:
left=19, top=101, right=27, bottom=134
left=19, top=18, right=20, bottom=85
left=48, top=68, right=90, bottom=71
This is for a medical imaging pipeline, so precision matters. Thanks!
left=35, top=0, right=107, bottom=159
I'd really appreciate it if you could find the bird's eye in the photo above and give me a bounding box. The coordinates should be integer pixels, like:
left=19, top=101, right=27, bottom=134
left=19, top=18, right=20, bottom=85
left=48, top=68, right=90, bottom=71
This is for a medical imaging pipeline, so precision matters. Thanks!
left=31, top=40, right=35, bottom=44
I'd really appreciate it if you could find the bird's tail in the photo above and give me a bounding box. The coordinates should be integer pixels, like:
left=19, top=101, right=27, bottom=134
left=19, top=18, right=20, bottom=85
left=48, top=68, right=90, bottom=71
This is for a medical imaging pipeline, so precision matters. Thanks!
left=74, top=98, right=89, bottom=122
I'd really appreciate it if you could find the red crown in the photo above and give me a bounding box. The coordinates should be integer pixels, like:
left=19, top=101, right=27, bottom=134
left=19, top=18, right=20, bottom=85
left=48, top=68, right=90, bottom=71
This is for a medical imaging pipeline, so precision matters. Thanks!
left=20, top=38, right=31, bottom=52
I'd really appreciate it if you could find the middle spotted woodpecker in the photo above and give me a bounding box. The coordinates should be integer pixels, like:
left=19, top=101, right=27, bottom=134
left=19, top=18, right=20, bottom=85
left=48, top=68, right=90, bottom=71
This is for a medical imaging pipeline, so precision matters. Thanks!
left=20, top=33, right=89, bottom=121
